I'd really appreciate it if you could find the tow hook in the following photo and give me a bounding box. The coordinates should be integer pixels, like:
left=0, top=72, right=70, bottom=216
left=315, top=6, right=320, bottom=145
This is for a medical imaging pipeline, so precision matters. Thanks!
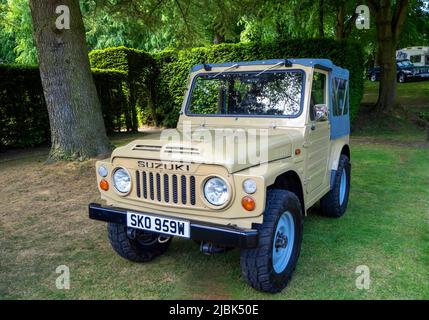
left=127, top=227, right=136, bottom=239
left=200, top=242, right=228, bottom=255
left=158, top=235, right=171, bottom=243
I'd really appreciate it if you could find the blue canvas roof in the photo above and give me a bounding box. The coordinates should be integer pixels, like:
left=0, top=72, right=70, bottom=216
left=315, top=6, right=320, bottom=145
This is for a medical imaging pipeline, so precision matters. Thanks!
left=191, top=58, right=349, bottom=78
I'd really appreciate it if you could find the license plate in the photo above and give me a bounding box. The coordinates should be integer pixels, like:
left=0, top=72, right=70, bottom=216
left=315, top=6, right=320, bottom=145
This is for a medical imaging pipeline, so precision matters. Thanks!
left=127, top=212, right=190, bottom=238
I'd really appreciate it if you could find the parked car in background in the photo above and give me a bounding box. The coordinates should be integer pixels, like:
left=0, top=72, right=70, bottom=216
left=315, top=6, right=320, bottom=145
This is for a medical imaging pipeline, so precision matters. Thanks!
left=368, top=59, right=429, bottom=83
left=396, top=46, right=429, bottom=67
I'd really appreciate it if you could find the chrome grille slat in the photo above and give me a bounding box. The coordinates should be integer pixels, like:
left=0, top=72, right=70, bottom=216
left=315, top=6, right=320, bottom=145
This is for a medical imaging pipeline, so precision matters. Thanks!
left=135, top=170, right=196, bottom=207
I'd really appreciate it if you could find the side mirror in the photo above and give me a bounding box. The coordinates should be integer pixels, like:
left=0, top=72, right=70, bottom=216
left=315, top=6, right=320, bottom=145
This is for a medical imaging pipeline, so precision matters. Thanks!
left=313, top=104, right=329, bottom=122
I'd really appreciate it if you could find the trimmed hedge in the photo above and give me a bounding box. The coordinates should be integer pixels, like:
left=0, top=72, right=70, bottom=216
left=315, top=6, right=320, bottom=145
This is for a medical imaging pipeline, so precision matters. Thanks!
left=89, top=46, right=158, bottom=128
left=0, top=65, right=49, bottom=150
left=0, top=65, right=128, bottom=150
left=153, top=39, right=364, bottom=127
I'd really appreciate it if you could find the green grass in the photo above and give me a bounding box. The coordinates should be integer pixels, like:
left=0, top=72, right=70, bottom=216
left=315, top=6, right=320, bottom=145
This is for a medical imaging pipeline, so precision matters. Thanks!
left=1, top=82, right=428, bottom=300
left=353, top=81, right=429, bottom=142
left=363, top=80, right=429, bottom=110
left=1, top=139, right=427, bottom=299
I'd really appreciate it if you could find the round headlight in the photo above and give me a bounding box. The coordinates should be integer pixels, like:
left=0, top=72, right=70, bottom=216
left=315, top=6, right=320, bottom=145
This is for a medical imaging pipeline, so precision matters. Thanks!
left=98, top=165, right=108, bottom=177
left=204, top=177, right=229, bottom=206
left=243, top=179, right=257, bottom=194
left=113, top=168, right=131, bottom=194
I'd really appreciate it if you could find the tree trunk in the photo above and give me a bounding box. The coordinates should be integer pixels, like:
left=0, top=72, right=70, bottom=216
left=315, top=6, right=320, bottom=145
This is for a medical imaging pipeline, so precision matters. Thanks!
left=375, top=40, right=397, bottom=112
left=213, top=32, right=225, bottom=44
left=29, top=0, right=111, bottom=160
left=335, top=3, right=346, bottom=40
left=368, top=0, right=409, bottom=112
left=318, top=0, right=325, bottom=38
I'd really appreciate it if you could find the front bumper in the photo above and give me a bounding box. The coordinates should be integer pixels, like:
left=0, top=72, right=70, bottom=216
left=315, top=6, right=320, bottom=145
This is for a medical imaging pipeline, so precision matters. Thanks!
left=88, top=203, right=258, bottom=248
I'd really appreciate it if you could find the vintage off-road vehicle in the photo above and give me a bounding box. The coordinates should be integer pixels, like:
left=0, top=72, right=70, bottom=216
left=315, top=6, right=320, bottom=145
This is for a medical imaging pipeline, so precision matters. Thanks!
left=89, top=58, right=351, bottom=293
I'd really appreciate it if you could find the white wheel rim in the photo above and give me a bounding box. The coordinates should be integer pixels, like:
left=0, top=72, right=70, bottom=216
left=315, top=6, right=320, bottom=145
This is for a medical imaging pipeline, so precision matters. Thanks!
left=339, top=168, right=347, bottom=205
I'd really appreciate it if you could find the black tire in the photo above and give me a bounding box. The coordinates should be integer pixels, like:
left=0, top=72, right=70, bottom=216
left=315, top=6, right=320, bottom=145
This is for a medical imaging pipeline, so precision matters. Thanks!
left=398, top=73, right=406, bottom=83
left=240, top=189, right=303, bottom=293
left=107, top=223, right=171, bottom=262
left=370, top=73, right=377, bottom=82
left=320, top=154, right=351, bottom=218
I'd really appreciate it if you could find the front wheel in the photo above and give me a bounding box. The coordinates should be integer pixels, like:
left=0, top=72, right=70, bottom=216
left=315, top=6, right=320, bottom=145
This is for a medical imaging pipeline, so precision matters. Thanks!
left=398, top=73, right=406, bottom=83
left=240, top=190, right=303, bottom=293
left=107, top=223, right=171, bottom=262
left=320, top=154, right=351, bottom=218
left=370, top=73, right=377, bottom=82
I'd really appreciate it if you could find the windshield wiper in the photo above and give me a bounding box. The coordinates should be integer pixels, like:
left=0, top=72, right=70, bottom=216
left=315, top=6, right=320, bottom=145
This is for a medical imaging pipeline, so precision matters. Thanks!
left=210, top=64, right=239, bottom=78
left=254, top=60, right=290, bottom=77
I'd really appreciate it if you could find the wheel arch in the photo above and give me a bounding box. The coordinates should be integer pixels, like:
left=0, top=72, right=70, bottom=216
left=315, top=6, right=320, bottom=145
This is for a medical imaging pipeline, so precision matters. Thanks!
left=341, top=144, right=350, bottom=160
left=268, top=170, right=305, bottom=214
left=328, top=136, right=350, bottom=171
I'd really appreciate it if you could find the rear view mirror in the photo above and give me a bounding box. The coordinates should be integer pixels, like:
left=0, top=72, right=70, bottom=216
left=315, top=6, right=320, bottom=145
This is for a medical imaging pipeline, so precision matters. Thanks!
left=313, top=104, right=329, bottom=122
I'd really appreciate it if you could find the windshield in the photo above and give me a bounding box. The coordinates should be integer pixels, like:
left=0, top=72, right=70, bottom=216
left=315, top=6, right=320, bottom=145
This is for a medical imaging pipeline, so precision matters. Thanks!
left=186, top=70, right=304, bottom=117
left=398, top=60, right=413, bottom=67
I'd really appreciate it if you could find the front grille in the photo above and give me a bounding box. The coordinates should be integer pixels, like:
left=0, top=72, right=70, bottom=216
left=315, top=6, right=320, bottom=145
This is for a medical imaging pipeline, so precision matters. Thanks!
left=136, top=171, right=197, bottom=206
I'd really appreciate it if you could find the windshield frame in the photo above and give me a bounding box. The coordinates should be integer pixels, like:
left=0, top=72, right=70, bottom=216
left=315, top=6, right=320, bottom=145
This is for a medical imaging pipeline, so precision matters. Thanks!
left=184, top=69, right=306, bottom=119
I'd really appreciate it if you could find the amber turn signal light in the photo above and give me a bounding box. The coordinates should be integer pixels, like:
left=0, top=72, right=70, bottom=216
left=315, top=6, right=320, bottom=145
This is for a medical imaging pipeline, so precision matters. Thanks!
left=100, top=179, right=109, bottom=191
left=242, top=196, right=255, bottom=211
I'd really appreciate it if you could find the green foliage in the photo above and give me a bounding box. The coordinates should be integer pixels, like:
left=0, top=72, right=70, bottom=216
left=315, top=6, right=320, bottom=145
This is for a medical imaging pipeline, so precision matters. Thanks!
left=92, top=68, right=130, bottom=133
left=0, top=64, right=49, bottom=150
left=89, top=46, right=159, bottom=127
left=0, top=65, right=129, bottom=150
left=0, top=0, right=37, bottom=64
left=154, top=39, right=365, bottom=127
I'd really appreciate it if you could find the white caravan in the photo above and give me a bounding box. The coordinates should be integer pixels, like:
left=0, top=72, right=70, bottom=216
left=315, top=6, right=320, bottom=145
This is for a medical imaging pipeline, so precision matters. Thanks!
left=396, top=47, right=429, bottom=67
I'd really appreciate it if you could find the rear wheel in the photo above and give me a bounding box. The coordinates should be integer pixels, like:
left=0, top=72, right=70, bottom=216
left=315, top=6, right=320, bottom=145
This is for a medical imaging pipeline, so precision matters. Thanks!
left=320, top=154, right=351, bottom=218
left=107, top=223, right=171, bottom=262
left=240, top=189, right=303, bottom=293
left=398, top=73, right=406, bottom=83
left=370, top=73, right=377, bottom=82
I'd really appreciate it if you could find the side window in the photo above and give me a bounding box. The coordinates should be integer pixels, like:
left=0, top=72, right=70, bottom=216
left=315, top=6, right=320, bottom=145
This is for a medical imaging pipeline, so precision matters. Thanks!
left=332, top=78, right=348, bottom=116
left=310, top=72, right=326, bottom=121
left=410, top=55, right=421, bottom=64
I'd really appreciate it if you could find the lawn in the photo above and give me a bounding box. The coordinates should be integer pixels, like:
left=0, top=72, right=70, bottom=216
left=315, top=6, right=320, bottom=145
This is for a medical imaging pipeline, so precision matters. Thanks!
left=1, top=82, right=428, bottom=299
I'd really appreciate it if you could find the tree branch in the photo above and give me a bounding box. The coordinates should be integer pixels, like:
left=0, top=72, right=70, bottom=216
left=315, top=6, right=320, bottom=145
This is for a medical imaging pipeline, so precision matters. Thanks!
left=392, top=0, right=409, bottom=39
left=174, top=0, right=192, bottom=34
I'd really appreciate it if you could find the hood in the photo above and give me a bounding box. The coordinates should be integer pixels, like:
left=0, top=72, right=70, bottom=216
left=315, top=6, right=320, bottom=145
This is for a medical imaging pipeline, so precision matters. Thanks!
left=111, top=127, right=300, bottom=173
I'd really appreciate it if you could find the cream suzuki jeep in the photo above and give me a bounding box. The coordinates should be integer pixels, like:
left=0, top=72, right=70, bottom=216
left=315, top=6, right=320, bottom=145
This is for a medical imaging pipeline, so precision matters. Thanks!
left=89, top=59, right=351, bottom=293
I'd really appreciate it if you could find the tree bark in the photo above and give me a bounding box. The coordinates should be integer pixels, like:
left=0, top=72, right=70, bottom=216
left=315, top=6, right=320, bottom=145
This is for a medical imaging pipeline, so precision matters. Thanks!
left=335, top=1, right=358, bottom=40
left=368, top=0, right=409, bottom=112
left=318, top=0, right=325, bottom=38
left=335, top=3, right=346, bottom=40
left=213, top=32, right=225, bottom=44
left=29, top=0, right=111, bottom=160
